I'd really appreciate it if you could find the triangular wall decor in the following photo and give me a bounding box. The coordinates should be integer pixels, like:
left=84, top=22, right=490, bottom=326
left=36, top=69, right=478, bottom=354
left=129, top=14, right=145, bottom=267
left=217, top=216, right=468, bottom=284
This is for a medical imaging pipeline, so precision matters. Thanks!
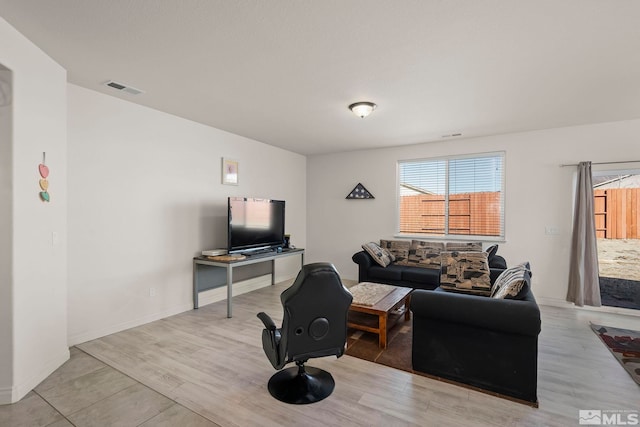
left=346, top=183, right=374, bottom=199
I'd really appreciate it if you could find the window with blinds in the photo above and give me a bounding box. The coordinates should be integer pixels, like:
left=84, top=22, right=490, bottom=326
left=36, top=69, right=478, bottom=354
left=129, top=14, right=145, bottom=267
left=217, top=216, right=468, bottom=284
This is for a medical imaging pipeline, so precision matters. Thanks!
left=398, top=152, right=505, bottom=239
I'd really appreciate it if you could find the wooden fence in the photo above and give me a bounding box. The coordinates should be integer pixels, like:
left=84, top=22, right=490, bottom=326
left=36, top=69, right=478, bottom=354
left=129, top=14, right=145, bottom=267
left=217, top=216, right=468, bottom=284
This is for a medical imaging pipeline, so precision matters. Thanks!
left=594, top=188, right=640, bottom=239
left=400, top=192, right=501, bottom=236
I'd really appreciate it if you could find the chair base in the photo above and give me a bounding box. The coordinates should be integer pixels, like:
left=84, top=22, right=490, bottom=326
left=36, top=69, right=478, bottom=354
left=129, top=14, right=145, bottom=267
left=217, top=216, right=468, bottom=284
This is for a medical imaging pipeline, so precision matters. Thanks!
left=267, top=363, right=335, bottom=404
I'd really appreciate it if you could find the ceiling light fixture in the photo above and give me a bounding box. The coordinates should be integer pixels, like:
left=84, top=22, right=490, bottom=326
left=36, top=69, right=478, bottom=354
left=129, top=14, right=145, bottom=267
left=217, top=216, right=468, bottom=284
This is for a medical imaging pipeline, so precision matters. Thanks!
left=349, top=101, right=377, bottom=118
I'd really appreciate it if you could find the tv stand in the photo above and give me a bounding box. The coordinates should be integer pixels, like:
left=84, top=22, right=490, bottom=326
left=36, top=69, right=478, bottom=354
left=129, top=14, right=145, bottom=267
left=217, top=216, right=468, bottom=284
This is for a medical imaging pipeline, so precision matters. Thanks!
left=193, top=248, right=304, bottom=318
left=242, top=248, right=275, bottom=256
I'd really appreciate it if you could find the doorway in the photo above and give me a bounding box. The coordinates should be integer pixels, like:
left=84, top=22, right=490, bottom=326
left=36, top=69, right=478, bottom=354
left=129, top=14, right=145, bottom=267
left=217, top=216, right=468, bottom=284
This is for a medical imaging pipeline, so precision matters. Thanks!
left=593, top=171, right=640, bottom=310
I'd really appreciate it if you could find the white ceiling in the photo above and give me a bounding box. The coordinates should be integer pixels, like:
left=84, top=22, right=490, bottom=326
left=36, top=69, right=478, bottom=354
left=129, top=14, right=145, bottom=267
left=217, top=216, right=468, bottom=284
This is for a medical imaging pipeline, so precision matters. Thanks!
left=1, top=1, right=640, bottom=155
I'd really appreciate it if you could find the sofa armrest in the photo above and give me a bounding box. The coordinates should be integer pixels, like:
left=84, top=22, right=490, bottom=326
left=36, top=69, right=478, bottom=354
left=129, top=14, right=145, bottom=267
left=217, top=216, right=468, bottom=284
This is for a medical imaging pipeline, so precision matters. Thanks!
left=410, top=288, right=541, bottom=337
left=352, top=251, right=374, bottom=269
left=352, top=250, right=377, bottom=283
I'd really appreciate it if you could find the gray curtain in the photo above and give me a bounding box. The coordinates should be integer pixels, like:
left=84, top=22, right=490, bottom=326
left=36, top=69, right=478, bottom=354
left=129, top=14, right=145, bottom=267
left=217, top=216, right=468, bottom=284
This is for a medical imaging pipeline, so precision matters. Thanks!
left=567, top=161, right=601, bottom=307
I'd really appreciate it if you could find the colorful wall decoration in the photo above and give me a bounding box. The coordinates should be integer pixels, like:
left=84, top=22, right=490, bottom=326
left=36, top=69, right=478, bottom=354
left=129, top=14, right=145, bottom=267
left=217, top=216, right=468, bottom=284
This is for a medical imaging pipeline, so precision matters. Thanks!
left=39, top=152, right=50, bottom=202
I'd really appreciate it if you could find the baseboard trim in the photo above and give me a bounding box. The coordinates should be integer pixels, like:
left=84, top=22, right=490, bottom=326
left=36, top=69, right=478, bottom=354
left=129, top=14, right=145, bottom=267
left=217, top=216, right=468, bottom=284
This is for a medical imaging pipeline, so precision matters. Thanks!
left=0, top=386, right=12, bottom=405
left=0, top=347, right=70, bottom=404
left=536, top=296, right=574, bottom=309
left=537, top=296, right=640, bottom=317
left=197, top=274, right=272, bottom=307
left=68, top=275, right=278, bottom=346
left=68, top=300, right=194, bottom=346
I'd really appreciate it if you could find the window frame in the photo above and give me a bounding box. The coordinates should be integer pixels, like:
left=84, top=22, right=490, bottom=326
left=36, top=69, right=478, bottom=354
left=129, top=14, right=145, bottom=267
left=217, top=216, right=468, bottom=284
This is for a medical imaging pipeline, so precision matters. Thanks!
left=396, top=151, right=506, bottom=241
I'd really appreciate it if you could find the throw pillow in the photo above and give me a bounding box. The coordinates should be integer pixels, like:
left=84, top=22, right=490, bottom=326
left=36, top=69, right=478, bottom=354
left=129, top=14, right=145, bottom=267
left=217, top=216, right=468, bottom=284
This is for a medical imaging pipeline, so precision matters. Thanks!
left=407, top=240, right=445, bottom=270
left=380, top=239, right=410, bottom=265
left=488, top=254, right=507, bottom=269
left=445, top=241, right=482, bottom=252
left=440, top=251, right=492, bottom=295
left=491, top=262, right=531, bottom=299
left=485, top=244, right=499, bottom=262
left=362, top=242, right=394, bottom=267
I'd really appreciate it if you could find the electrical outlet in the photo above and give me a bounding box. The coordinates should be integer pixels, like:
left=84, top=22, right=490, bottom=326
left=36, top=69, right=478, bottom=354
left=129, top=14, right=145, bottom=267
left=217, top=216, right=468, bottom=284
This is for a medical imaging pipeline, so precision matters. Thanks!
left=545, top=226, right=560, bottom=235
left=51, top=231, right=59, bottom=247
left=149, top=287, right=157, bottom=297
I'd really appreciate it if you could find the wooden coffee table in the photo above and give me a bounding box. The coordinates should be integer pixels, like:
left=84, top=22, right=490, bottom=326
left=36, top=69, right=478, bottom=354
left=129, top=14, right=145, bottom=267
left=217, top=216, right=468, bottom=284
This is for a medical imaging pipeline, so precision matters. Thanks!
left=347, top=283, right=412, bottom=349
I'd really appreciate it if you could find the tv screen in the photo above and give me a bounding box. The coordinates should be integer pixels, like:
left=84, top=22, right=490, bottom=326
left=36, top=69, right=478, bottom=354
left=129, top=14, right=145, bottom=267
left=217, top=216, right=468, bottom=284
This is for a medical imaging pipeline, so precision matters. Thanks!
left=227, top=197, right=285, bottom=253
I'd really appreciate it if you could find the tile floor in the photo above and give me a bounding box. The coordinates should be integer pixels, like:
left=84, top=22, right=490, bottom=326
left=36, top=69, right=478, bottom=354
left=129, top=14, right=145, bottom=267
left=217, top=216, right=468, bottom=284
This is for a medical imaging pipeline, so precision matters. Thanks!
left=0, top=347, right=219, bottom=427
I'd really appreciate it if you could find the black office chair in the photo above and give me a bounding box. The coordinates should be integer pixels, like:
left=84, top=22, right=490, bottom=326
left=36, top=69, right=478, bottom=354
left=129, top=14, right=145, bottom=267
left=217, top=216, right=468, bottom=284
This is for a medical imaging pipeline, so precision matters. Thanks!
left=257, top=262, right=353, bottom=404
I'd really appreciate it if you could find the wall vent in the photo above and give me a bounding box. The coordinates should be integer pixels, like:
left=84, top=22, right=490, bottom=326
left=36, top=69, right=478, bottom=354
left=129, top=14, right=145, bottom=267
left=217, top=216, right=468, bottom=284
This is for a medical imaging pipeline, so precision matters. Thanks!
left=104, top=80, right=144, bottom=95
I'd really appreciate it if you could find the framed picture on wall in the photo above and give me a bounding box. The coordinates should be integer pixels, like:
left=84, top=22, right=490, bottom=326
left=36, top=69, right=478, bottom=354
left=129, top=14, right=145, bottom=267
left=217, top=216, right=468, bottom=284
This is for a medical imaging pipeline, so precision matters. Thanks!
left=222, top=158, right=239, bottom=185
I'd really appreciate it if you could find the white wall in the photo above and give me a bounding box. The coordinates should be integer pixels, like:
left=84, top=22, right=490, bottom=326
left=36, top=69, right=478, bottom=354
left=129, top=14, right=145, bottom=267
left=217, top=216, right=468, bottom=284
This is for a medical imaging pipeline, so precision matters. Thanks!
left=307, top=119, right=640, bottom=304
left=0, top=17, right=69, bottom=404
left=67, top=84, right=306, bottom=345
left=0, top=66, right=12, bottom=399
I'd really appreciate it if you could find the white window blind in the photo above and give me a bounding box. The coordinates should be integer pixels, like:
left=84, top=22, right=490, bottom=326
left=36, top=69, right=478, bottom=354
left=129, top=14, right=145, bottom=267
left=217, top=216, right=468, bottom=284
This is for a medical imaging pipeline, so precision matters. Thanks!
left=398, top=153, right=505, bottom=239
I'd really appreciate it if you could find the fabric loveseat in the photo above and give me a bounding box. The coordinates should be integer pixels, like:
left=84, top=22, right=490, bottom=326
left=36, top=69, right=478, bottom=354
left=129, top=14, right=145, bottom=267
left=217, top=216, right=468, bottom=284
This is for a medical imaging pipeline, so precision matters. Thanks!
left=410, top=272, right=541, bottom=405
left=352, top=239, right=506, bottom=291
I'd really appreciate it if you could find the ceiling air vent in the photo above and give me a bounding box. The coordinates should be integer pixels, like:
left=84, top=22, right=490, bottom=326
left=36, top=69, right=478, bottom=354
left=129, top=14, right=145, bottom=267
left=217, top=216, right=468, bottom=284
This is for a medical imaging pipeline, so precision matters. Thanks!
left=104, top=80, right=144, bottom=95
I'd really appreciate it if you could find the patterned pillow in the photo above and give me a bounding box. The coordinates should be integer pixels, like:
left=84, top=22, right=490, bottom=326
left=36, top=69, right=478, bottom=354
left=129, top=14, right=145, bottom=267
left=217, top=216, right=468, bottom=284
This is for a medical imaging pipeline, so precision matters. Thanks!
left=445, top=241, right=483, bottom=252
left=407, top=240, right=445, bottom=270
left=491, top=262, right=531, bottom=299
left=379, top=239, right=410, bottom=265
left=440, top=251, right=492, bottom=295
left=485, top=244, right=499, bottom=261
left=362, top=242, right=394, bottom=267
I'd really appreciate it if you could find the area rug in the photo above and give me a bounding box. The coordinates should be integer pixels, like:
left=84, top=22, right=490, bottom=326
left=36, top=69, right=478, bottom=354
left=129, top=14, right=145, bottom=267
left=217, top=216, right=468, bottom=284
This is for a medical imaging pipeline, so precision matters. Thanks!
left=590, top=323, right=640, bottom=385
left=345, top=317, right=412, bottom=372
left=346, top=317, right=538, bottom=406
left=599, top=277, right=640, bottom=310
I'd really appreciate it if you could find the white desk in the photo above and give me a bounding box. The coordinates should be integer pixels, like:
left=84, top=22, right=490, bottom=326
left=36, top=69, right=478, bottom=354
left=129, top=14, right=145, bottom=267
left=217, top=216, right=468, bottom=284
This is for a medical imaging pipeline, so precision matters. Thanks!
left=192, top=248, right=305, bottom=317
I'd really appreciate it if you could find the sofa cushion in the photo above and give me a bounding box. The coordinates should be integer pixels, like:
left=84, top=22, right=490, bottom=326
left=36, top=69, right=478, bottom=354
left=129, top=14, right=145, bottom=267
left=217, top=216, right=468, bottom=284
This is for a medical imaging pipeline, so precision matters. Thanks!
left=362, top=242, right=394, bottom=267
left=367, top=264, right=404, bottom=281
left=440, top=251, right=491, bottom=295
left=446, top=241, right=482, bottom=252
left=379, top=239, right=411, bottom=264
left=491, top=262, right=531, bottom=299
left=406, top=240, right=445, bottom=269
left=402, top=267, right=441, bottom=284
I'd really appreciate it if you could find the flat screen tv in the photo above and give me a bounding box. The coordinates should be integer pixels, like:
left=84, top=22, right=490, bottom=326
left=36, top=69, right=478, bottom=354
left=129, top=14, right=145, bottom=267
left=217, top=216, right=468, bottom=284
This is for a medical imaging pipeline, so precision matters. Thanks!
left=227, top=197, right=285, bottom=254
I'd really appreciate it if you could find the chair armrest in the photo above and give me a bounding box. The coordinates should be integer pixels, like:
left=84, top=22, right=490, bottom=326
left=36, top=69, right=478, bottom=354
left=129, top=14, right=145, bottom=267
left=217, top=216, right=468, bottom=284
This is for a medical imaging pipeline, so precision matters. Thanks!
left=257, top=312, right=282, bottom=368
left=410, top=289, right=541, bottom=336
left=257, top=312, right=277, bottom=331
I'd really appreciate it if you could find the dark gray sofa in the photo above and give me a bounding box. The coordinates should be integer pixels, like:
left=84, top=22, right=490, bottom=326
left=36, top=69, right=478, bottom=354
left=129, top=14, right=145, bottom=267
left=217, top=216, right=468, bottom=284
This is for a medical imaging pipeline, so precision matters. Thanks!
left=352, top=250, right=506, bottom=290
left=410, top=286, right=541, bottom=405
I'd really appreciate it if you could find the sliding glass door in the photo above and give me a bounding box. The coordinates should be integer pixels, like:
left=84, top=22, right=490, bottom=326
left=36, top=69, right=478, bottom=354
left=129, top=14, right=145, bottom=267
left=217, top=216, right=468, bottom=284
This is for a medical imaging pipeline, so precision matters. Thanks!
left=593, top=170, right=640, bottom=310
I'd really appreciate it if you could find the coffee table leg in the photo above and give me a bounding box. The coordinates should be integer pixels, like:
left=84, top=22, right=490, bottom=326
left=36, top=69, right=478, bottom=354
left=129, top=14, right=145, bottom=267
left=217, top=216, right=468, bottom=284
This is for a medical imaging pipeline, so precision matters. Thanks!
left=404, top=294, right=411, bottom=321
left=379, top=313, right=387, bottom=349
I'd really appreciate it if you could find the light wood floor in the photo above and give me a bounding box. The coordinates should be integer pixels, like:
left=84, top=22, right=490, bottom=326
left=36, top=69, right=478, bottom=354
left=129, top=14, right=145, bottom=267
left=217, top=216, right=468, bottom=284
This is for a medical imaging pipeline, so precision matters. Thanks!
left=2, top=280, right=639, bottom=426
